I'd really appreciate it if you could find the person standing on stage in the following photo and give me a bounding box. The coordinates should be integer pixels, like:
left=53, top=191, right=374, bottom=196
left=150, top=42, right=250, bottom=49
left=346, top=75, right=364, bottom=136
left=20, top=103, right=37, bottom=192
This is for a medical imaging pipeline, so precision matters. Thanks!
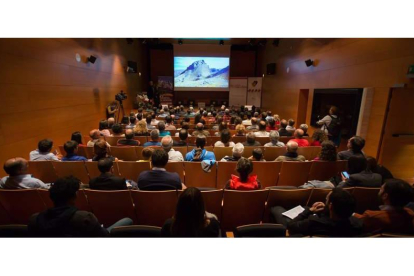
left=147, top=81, right=155, bottom=105
left=106, top=101, right=118, bottom=119
left=317, top=105, right=341, bottom=146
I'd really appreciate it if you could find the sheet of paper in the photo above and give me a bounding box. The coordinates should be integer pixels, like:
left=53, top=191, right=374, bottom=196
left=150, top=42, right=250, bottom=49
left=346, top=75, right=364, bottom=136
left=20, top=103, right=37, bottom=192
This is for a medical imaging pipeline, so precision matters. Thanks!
left=282, top=205, right=305, bottom=220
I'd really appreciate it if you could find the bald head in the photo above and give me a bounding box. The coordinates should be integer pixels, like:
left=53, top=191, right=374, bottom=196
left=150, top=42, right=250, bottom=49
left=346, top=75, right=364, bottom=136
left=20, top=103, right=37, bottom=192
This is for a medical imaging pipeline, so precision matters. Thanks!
left=196, top=122, right=204, bottom=131
left=108, top=117, right=115, bottom=126
left=90, top=129, right=100, bottom=139
left=287, top=141, right=299, bottom=152
left=280, top=119, right=288, bottom=129
left=161, top=135, right=173, bottom=152
left=251, top=117, right=258, bottom=125
left=4, top=157, right=28, bottom=176
left=294, top=129, right=304, bottom=138
left=125, top=129, right=134, bottom=140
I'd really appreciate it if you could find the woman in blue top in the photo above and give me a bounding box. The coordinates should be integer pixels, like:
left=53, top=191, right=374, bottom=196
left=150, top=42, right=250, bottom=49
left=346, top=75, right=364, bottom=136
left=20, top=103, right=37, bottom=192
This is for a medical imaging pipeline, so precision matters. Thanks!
left=185, top=135, right=216, bottom=162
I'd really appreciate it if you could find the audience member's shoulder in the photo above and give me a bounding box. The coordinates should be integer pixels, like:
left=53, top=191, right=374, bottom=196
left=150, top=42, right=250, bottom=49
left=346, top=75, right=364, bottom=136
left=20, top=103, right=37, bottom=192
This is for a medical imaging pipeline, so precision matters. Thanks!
left=298, top=155, right=306, bottom=161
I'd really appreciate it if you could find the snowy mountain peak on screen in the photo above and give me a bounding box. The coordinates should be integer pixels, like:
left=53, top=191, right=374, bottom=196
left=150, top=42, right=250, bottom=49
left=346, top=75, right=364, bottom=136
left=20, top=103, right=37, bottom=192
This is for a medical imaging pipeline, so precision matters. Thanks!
left=175, top=59, right=229, bottom=88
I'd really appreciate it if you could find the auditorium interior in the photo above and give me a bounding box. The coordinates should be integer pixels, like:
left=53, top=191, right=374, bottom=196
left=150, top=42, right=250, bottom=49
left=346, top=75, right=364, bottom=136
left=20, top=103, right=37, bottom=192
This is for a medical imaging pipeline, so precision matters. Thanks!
left=1, top=37, right=414, bottom=238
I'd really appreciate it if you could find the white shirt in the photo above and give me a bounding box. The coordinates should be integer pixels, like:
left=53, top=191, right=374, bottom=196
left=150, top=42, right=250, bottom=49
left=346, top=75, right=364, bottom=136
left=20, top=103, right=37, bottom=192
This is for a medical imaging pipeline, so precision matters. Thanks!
left=0, top=174, right=50, bottom=189
left=30, top=149, right=59, bottom=161
left=317, top=115, right=337, bottom=134
left=264, top=141, right=285, bottom=147
left=168, top=149, right=184, bottom=161
left=254, top=131, right=270, bottom=137
left=242, top=119, right=252, bottom=126
left=214, top=141, right=235, bottom=147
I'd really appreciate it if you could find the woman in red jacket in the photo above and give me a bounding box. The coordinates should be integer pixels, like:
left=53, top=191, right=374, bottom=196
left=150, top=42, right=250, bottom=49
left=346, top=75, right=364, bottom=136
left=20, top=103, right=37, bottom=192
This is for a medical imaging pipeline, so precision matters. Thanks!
left=225, top=158, right=261, bottom=190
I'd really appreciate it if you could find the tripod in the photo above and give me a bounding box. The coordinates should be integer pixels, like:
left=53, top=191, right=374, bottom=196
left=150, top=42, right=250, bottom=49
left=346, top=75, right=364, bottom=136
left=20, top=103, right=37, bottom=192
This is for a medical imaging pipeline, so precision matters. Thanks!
left=115, top=101, right=125, bottom=123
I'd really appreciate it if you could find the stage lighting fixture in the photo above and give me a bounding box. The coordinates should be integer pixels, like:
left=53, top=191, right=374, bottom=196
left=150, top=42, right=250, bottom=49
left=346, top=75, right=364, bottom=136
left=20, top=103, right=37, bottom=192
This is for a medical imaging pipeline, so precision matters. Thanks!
left=273, top=39, right=280, bottom=47
left=178, top=39, right=183, bottom=45
left=219, top=39, right=224, bottom=45
left=305, top=59, right=314, bottom=67
left=87, top=55, right=97, bottom=64
left=126, top=38, right=134, bottom=44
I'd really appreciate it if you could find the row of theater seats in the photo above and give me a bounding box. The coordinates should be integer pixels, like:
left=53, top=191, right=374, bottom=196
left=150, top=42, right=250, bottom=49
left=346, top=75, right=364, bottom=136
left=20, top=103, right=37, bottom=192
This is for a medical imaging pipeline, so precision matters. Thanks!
left=59, top=144, right=321, bottom=162
left=101, top=134, right=308, bottom=147
left=27, top=160, right=348, bottom=188
left=0, top=187, right=380, bottom=232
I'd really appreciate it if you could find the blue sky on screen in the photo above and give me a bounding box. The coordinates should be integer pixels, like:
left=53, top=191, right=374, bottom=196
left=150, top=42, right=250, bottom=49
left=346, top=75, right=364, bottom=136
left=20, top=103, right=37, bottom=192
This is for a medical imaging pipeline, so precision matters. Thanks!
left=174, top=57, right=229, bottom=71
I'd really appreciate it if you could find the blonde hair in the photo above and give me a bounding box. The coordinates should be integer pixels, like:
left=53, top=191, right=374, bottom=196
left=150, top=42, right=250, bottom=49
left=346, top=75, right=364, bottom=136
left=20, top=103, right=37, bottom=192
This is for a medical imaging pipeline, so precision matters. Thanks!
left=235, top=124, right=246, bottom=135
left=134, top=120, right=148, bottom=134
left=273, top=114, right=280, bottom=122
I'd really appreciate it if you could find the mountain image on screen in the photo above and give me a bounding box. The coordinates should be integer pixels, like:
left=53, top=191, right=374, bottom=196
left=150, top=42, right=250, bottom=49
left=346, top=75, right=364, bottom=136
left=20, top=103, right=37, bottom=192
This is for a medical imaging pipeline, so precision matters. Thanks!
left=174, top=59, right=229, bottom=88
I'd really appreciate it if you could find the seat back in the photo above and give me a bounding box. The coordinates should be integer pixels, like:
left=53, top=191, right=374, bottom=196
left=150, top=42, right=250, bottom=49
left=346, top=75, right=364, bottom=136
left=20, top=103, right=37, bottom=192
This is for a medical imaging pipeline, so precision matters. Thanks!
left=235, top=223, right=286, bottom=237
left=104, top=136, right=120, bottom=146
left=278, top=161, right=312, bottom=187
left=134, top=136, right=148, bottom=146
left=37, top=188, right=92, bottom=212
left=0, top=225, right=29, bottom=237
left=264, top=188, right=313, bottom=222
left=216, top=162, right=237, bottom=189
left=165, top=162, right=185, bottom=183
left=117, top=161, right=150, bottom=182
left=0, top=190, right=46, bottom=224
left=52, top=161, right=90, bottom=184
left=297, top=146, right=321, bottom=161
left=255, top=137, right=269, bottom=145
left=134, top=146, right=145, bottom=160
left=173, top=147, right=187, bottom=159
left=231, top=136, right=245, bottom=144
left=307, top=188, right=332, bottom=207
left=131, top=190, right=178, bottom=227
left=58, top=145, right=67, bottom=156
left=84, top=190, right=137, bottom=226
left=78, top=146, right=94, bottom=159
left=109, top=146, right=138, bottom=161
left=353, top=187, right=381, bottom=214
left=208, top=136, right=221, bottom=146
left=27, top=161, right=58, bottom=184
left=308, top=161, right=341, bottom=181
left=201, top=189, right=223, bottom=222
left=263, top=147, right=287, bottom=161
left=84, top=161, right=119, bottom=180
left=184, top=162, right=217, bottom=188
left=110, top=225, right=162, bottom=237
left=221, top=190, right=269, bottom=231
left=0, top=202, right=12, bottom=225
left=213, top=147, right=233, bottom=161
left=242, top=146, right=265, bottom=158
left=252, top=161, right=282, bottom=188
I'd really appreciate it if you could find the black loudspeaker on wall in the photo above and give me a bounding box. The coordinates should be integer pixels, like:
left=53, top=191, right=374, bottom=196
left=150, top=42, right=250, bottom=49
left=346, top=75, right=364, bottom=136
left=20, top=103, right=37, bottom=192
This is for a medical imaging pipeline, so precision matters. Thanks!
left=267, top=63, right=276, bottom=75
left=127, top=61, right=137, bottom=73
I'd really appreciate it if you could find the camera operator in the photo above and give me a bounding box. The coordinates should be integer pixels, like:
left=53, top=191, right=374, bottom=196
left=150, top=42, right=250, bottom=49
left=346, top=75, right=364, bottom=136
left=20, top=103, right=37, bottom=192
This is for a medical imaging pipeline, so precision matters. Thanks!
left=106, top=101, right=118, bottom=119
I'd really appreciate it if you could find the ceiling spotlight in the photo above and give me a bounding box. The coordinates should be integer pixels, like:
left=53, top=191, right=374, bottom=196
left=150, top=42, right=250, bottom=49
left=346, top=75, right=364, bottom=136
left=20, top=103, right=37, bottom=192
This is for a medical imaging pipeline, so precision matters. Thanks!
left=126, top=38, right=134, bottom=44
left=272, top=39, right=280, bottom=47
left=305, top=59, right=314, bottom=67
left=87, top=55, right=97, bottom=64
left=219, top=39, right=224, bottom=46
left=178, top=39, right=183, bottom=45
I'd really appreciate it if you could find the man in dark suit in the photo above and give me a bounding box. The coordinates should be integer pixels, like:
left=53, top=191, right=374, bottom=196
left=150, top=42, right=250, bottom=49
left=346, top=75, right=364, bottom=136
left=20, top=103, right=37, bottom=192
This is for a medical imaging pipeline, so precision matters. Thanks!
left=270, top=188, right=363, bottom=237
left=137, top=149, right=186, bottom=191
left=147, top=81, right=155, bottom=104
left=89, top=158, right=129, bottom=190
left=278, top=119, right=291, bottom=137
left=117, top=129, right=139, bottom=146
left=173, top=129, right=188, bottom=147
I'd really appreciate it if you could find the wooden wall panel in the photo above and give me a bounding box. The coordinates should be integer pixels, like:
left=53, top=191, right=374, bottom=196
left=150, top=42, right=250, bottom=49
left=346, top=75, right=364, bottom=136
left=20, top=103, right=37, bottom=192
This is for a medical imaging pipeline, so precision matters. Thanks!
left=259, top=38, right=414, bottom=160
left=0, top=38, right=146, bottom=177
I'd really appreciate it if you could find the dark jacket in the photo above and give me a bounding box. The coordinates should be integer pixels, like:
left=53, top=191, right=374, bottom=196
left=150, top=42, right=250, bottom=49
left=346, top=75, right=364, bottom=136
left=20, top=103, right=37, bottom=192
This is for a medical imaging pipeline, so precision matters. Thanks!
left=173, top=140, right=187, bottom=147
left=89, top=172, right=128, bottom=190
left=337, top=150, right=365, bottom=160
left=337, top=171, right=382, bottom=188
left=287, top=207, right=363, bottom=237
left=117, top=139, right=139, bottom=146
left=242, top=141, right=261, bottom=147
left=138, top=169, right=182, bottom=191
left=278, top=128, right=291, bottom=137
left=161, top=218, right=220, bottom=237
left=28, top=205, right=109, bottom=237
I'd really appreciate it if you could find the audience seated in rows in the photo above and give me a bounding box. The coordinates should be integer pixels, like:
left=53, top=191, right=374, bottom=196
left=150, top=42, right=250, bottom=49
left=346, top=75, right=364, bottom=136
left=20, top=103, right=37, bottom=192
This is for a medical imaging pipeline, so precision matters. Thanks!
left=214, top=121, right=228, bottom=136
left=165, top=116, right=176, bottom=131
left=107, top=117, right=115, bottom=128
left=92, top=140, right=117, bottom=162
left=299, top=124, right=309, bottom=137
left=221, top=143, right=244, bottom=162
left=117, top=129, right=139, bottom=146
left=311, top=129, right=328, bottom=146
left=366, top=156, right=393, bottom=181
left=275, top=141, right=305, bottom=162
left=242, top=113, right=252, bottom=126
left=138, top=147, right=154, bottom=162
left=286, top=119, right=296, bottom=133
left=255, top=121, right=270, bottom=137
left=266, top=118, right=278, bottom=131
left=278, top=119, right=291, bottom=137
left=271, top=188, right=363, bottom=237
left=89, top=158, right=129, bottom=190
left=87, top=129, right=101, bottom=147
left=354, top=179, right=414, bottom=234
left=234, top=124, right=246, bottom=137
left=337, top=156, right=382, bottom=188
left=30, top=139, right=60, bottom=161
left=150, top=113, right=159, bottom=126
left=338, top=136, right=365, bottom=160
left=71, top=131, right=84, bottom=147
left=246, top=117, right=258, bottom=130
left=314, top=141, right=337, bottom=161
left=62, top=141, right=87, bottom=161
left=161, top=135, right=184, bottom=162
left=134, top=120, right=149, bottom=136
left=249, top=148, right=266, bottom=162
left=138, top=149, right=185, bottom=191
left=214, top=129, right=235, bottom=147
left=243, top=132, right=261, bottom=147
left=161, top=187, right=220, bottom=237
left=173, top=129, right=188, bottom=147
left=185, top=135, right=216, bottom=162
left=125, top=116, right=136, bottom=129
left=0, top=157, right=49, bottom=189
left=289, top=129, right=310, bottom=147
left=146, top=115, right=156, bottom=130
left=143, top=130, right=161, bottom=147
left=264, top=130, right=285, bottom=147
left=28, top=176, right=133, bottom=237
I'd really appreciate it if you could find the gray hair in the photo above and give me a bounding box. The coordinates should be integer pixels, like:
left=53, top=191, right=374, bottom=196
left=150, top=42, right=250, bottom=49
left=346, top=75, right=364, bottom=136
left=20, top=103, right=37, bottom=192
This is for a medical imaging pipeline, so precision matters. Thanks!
left=232, top=143, right=245, bottom=157
left=161, top=135, right=173, bottom=152
left=269, top=130, right=280, bottom=142
left=300, top=124, right=308, bottom=132
left=150, top=129, right=159, bottom=141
